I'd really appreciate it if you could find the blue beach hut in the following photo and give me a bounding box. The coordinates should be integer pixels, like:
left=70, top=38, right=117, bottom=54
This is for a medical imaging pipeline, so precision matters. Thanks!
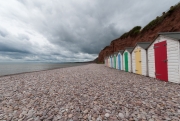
left=116, top=52, right=119, bottom=69
left=117, top=50, right=124, bottom=70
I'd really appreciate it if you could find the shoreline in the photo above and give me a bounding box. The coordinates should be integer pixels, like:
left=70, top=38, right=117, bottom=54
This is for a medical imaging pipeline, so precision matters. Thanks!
left=0, top=63, right=90, bottom=78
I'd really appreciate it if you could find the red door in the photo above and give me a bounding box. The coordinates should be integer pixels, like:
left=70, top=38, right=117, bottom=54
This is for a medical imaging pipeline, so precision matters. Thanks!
left=154, top=41, right=168, bottom=81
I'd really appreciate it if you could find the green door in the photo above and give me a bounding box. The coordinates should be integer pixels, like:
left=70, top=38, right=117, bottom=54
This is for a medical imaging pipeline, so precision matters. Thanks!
left=114, top=55, right=116, bottom=68
left=124, top=52, right=128, bottom=72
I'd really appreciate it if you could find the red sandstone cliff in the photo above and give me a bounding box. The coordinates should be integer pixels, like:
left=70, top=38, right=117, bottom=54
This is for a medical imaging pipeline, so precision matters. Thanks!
left=98, top=3, right=180, bottom=63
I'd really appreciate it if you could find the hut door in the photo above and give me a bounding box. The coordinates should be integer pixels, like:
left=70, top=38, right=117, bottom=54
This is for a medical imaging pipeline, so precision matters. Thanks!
left=111, top=57, right=113, bottom=68
left=135, top=48, right=142, bottom=74
left=107, top=59, right=108, bottom=66
left=124, top=52, right=128, bottom=72
left=109, top=58, right=110, bottom=67
left=114, top=56, right=116, bottom=68
left=154, top=41, right=168, bottom=81
left=118, top=54, right=121, bottom=70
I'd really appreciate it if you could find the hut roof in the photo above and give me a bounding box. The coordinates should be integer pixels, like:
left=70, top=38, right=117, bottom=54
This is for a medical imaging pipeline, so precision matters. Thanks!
left=147, top=32, right=180, bottom=49
left=159, top=32, right=180, bottom=40
left=132, top=42, right=151, bottom=52
left=114, top=52, right=119, bottom=56
left=125, top=47, right=134, bottom=53
left=110, top=55, right=113, bottom=57
left=118, top=50, right=124, bottom=54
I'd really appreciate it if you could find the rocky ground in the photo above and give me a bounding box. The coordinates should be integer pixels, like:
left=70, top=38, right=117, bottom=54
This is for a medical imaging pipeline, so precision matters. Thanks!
left=0, top=64, right=180, bottom=121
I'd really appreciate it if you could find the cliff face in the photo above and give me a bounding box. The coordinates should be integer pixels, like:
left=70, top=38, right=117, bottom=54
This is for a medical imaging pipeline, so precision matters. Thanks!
left=98, top=4, right=180, bottom=62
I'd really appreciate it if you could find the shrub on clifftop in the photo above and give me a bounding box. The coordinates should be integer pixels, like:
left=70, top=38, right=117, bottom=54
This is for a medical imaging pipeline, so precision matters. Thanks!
left=120, top=26, right=141, bottom=39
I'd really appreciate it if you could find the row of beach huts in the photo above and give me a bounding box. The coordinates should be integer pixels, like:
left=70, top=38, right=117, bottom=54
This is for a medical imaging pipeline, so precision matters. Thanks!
left=104, top=32, right=180, bottom=83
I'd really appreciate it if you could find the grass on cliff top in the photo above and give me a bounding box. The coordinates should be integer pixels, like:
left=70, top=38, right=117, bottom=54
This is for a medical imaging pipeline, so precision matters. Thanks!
left=142, top=2, right=180, bottom=32
left=120, top=26, right=141, bottom=39
left=119, top=2, right=180, bottom=39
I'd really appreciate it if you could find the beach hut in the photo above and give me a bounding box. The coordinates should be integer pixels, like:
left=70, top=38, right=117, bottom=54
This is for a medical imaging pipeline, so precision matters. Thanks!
left=108, top=55, right=110, bottom=67
left=104, top=57, right=106, bottom=66
left=116, top=52, right=119, bottom=69
left=147, top=32, right=180, bottom=83
left=123, top=47, right=133, bottom=72
left=106, top=56, right=109, bottom=67
left=114, top=52, right=119, bottom=69
left=117, top=50, right=124, bottom=70
left=113, top=52, right=118, bottom=69
left=110, top=54, right=113, bottom=68
left=106, top=56, right=108, bottom=67
left=132, top=42, right=151, bottom=76
left=107, top=56, right=110, bottom=67
left=113, top=53, right=117, bottom=69
left=105, top=56, right=108, bottom=67
left=108, top=55, right=111, bottom=67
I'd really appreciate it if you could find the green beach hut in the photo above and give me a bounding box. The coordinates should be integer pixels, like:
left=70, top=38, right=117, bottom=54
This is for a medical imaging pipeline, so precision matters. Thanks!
left=123, top=47, right=133, bottom=72
left=113, top=53, right=117, bottom=69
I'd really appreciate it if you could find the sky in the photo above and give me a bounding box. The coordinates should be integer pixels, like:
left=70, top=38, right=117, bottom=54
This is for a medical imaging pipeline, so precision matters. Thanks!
left=0, top=0, right=179, bottom=62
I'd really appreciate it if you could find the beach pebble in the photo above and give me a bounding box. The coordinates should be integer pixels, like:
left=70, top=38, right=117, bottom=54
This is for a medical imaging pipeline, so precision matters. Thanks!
left=105, top=113, right=110, bottom=118
left=68, top=114, right=73, bottom=118
left=118, top=113, right=124, bottom=119
left=83, top=109, right=88, bottom=114
left=0, top=64, right=179, bottom=120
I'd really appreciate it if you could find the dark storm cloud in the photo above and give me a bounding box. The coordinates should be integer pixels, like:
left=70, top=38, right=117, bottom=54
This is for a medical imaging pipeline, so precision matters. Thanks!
left=0, top=0, right=179, bottom=62
left=0, top=27, right=32, bottom=54
left=0, top=44, right=30, bottom=54
left=24, top=0, right=179, bottom=54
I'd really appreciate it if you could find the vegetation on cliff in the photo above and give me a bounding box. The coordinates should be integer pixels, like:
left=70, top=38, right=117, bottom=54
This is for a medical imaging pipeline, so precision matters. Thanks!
left=120, top=26, right=141, bottom=39
left=142, top=2, right=180, bottom=32
left=120, top=2, right=180, bottom=39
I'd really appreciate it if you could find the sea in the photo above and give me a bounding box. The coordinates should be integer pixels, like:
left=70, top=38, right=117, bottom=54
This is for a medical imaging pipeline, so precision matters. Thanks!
left=0, top=62, right=87, bottom=76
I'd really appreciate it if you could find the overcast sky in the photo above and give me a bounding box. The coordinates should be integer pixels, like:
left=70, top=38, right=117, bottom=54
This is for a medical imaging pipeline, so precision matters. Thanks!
left=0, top=0, right=179, bottom=62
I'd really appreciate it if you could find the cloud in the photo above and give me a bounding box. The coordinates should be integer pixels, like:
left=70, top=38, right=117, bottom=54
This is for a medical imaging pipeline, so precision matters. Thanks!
left=0, top=0, right=179, bottom=62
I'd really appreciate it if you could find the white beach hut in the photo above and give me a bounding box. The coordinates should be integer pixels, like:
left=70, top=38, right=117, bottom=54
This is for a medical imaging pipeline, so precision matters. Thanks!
left=105, top=56, right=108, bottom=66
left=107, top=56, right=109, bottom=67
left=123, top=47, right=133, bottom=72
left=107, top=56, right=110, bottom=67
left=108, top=55, right=111, bottom=67
left=104, top=57, right=106, bottom=66
left=132, top=42, right=151, bottom=76
left=147, top=32, right=180, bottom=83
left=106, top=56, right=108, bottom=67
left=113, top=52, right=118, bottom=69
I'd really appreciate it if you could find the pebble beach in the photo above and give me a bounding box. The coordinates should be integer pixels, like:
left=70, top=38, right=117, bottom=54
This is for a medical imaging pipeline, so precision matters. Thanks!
left=0, top=64, right=180, bottom=121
